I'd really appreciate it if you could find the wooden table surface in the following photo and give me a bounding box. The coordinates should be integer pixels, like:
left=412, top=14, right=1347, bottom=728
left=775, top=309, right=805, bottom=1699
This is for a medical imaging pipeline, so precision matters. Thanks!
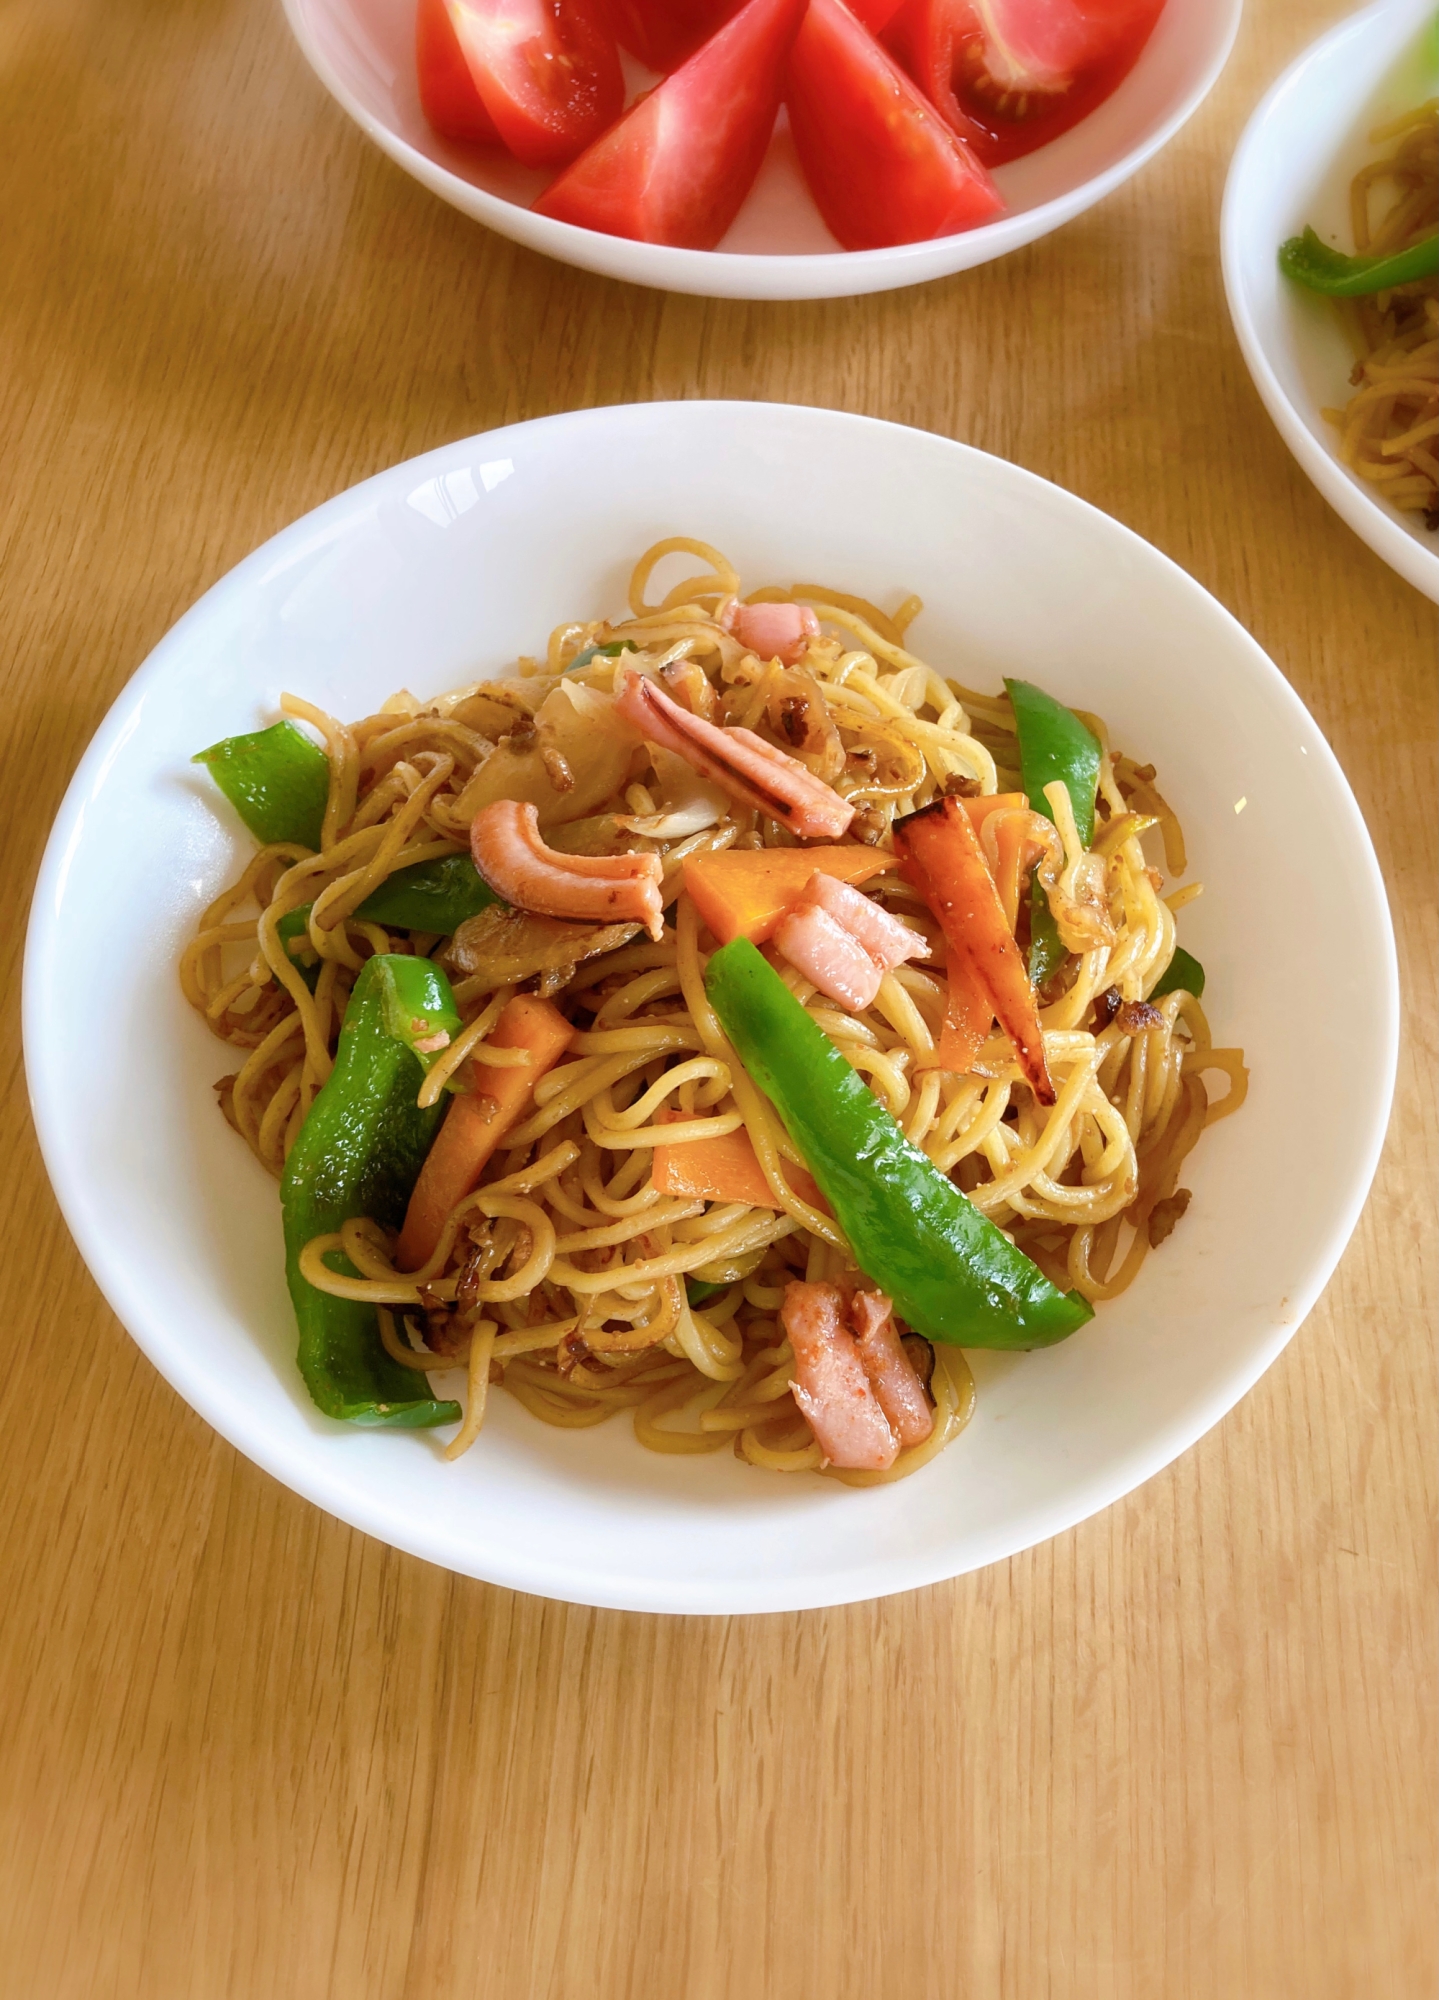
left=2, top=2, right=1434, bottom=1993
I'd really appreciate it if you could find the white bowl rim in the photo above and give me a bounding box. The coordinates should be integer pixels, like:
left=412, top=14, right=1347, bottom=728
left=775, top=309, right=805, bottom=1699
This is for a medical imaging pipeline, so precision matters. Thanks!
left=1220, top=0, right=1439, bottom=603
left=23, top=402, right=1401, bottom=1612
left=281, top=0, right=1243, bottom=300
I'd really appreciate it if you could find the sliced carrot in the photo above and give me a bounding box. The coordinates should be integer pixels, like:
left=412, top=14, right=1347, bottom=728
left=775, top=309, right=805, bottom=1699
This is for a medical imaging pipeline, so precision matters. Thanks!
left=988, top=817, right=1022, bottom=935
left=961, top=793, right=1033, bottom=933
left=683, top=844, right=888, bottom=946
left=960, top=791, right=1026, bottom=832
left=653, top=1115, right=829, bottom=1214
left=938, top=803, right=1047, bottom=1068
left=939, top=800, right=1036, bottom=1068
left=396, top=994, right=574, bottom=1271
left=938, top=960, right=993, bottom=1074
left=896, top=798, right=1056, bottom=1105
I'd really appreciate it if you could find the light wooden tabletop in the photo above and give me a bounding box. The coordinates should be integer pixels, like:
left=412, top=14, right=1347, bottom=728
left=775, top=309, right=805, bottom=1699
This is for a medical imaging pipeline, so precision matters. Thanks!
left=2, top=2, right=1434, bottom=1993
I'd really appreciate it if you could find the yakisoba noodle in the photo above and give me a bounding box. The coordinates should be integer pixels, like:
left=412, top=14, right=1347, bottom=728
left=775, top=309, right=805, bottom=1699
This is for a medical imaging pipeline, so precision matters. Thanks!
left=1325, top=100, right=1439, bottom=524
left=181, top=538, right=1246, bottom=1481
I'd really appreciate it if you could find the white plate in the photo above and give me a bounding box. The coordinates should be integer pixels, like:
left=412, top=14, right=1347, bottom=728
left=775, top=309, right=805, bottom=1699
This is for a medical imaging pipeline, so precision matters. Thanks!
left=282, top=0, right=1240, bottom=300
left=1222, top=0, right=1439, bottom=602
left=24, top=402, right=1397, bottom=1614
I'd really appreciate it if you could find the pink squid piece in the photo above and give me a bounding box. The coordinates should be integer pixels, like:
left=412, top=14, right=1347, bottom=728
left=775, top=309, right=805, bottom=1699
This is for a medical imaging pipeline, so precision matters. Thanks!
left=774, top=870, right=930, bottom=1013
left=848, top=1290, right=933, bottom=1449
left=803, top=871, right=930, bottom=971
left=469, top=800, right=665, bottom=940
left=722, top=599, right=821, bottom=666
left=773, top=902, right=884, bottom=1013
left=781, top=1281, right=898, bottom=1471
left=614, top=669, right=853, bottom=840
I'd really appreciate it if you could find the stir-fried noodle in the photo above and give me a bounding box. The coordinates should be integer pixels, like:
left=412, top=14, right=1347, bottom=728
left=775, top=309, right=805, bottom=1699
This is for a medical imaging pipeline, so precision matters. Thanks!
left=181, top=539, right=1246, bottom=1478
left=1325, top=100, right=1439, bottom=525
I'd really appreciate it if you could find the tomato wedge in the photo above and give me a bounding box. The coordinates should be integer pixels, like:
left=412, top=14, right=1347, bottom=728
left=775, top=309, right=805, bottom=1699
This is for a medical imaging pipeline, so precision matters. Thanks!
left=432, top=0, right=624, bottom=169
left=786, top=0, right=1004, bottom=252
left=417, top=0, right=502, bottom=143
left=535, top=0, right=807, bottom=248
left=601, top=0, right=898, bottom=74
left=884, top=0, right=1164, bottom=165
left=849, top=0, right=907, bottom=26
left=603, top=0, right=738, bottom=71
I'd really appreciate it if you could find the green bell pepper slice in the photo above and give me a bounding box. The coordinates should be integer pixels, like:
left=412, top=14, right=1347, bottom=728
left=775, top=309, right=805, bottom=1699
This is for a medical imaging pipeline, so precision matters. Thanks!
left=280, top=953, right=463, bottom=1428
left=275, top=906, right=321, bottom=991
left=349, top=853, right=500, bottom=932
left=274, top=856, right=503, bottom=992
left=1005, top=678, right=1102, bottom=988
left=194, top=720, right=330, bottom=849
left=1027, top=886, right=1068, bottom=989
left=705, top=939, right=1093, bottom=1350
left=1151, top=944, right=1205, bottom=1000
left=1279, top=225, right=1439, bottom=297
left=566, top=640, right=631, bottom=672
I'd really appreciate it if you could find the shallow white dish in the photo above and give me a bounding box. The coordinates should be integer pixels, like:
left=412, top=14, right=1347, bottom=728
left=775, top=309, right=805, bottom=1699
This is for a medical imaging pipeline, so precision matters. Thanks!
left=282, top=0, right=1240, bottom=300
left=1222, top=0, right=1439, bottom=602
left=25, top=402, right=1397, bottom=1614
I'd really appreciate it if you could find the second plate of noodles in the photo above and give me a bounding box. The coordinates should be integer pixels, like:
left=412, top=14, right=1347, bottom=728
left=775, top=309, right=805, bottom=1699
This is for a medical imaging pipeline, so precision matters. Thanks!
left=1223, top=0, right=1439, bottom=599
left=1278, top=94, right=1438, bottom=526
left=181, top=537, right=1246, bottom=1486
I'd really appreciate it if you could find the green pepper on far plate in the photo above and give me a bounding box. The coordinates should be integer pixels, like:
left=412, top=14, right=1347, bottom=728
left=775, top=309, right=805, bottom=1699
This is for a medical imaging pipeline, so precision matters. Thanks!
left=1279, top=225, right=1439, bottom=298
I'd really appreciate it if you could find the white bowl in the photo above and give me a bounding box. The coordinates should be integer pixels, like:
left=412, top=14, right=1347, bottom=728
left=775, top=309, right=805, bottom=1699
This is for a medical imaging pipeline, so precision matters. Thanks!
left=24, top=402, right=1397, bottom=1613
left=282, top=0, right=1241, bottom=300
left=1222, top=0, right=1439, bottom=602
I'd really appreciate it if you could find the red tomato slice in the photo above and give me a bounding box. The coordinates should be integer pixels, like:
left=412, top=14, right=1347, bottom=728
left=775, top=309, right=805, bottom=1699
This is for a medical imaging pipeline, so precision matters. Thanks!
left=884, top=0, right=1164, bottom=165
left=439, top=0, right=624, bottom=169
left=787, top=0, right=1004, bottom=251
left=535, top=0, right=807, bottom=248
left=603, top=0, right=738, bottom=71
left=848, top=0, right=907, bottom=27
left=417, top=0, right=500, bottom=144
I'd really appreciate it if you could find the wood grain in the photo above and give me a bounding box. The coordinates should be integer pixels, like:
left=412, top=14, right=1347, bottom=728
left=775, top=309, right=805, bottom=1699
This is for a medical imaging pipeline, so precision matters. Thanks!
left=1, top=2, right=1434, bottom=1994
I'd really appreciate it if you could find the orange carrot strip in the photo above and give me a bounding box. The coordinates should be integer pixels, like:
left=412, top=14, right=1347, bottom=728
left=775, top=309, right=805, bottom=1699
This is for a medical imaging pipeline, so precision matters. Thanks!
left=939, top=800, right=1031, bottom=1080
left=938, top=803, right=1045, bottom=1069
left=998, top=815, right=1053, bottom=935
left=396, top=994, right=574, bottom=1271
left=683, top=845, right=888, bottom=946
left=960, top=791, right=1026, bottom=832
left=653, top=1115, right=829, bottom=1214
left=991, top=818, right=1025, bottom=935
left=938, top=962, right=993, bottom=1074
left=962, top=793, right=1033, bottom=932
left=896, top=798, right=1056, bottom=1105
